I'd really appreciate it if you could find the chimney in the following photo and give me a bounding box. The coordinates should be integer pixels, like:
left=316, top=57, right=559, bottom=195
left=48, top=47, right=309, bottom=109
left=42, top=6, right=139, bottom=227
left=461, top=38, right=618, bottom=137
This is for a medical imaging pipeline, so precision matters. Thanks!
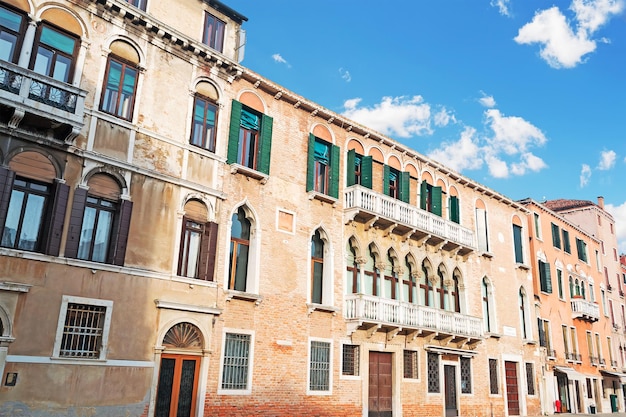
left=598, top=196, right=604, bottom=209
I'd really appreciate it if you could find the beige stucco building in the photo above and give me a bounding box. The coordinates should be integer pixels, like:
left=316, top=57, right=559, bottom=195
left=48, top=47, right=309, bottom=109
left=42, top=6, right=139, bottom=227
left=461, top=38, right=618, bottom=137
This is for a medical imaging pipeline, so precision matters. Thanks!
left=0, top=0, right=601, bottom=416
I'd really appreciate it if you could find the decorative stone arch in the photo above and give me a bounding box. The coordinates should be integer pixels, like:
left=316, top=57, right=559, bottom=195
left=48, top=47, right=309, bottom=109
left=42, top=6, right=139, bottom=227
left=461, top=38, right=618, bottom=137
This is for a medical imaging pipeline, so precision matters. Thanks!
left=6, top=148, right=62, bottom=182
left=311, top=123, right=334, bottom=144
left=536, top=250, right=547, bottom=263
left=449, top=185, right=459, bottom=198
left=3, top=0, right=34, bottom=15
left=309, top=225, right=334, bottom=306
left=404, top=251, right=419, bottom=274
left=192, top=77, right=222, bottom=101
left=0, top=305, right=12, bottom=339
left=226, top=201, right=261, bottom=294
left=367, top=241, right=384, bottom=266
left=82, top=167, right=128, bottom=197
left=346, top=138, right=364, bottom=154
left=37, top=4, right=89, bottom=38
left=180, top=193, right=214, bottom=222
left=238, top=90, right=266, bottom=114
left=386, top=154, right=402, bottom=170
left=367, top=146, right=384, bottom=164
left=405, top=162, right=418, bottom=178
left=159, top=321, right=205, bottom=351
left=436, top=178, right=447, bottom=193
left=518, top=285, right=531, bottom=339
left=482, top=276, right=497, bottom=332
left=346, top=234, right=363, bottom=259
left=421, top=170, right=434, bottom=185
left=421, top=256, right=435, bottom=279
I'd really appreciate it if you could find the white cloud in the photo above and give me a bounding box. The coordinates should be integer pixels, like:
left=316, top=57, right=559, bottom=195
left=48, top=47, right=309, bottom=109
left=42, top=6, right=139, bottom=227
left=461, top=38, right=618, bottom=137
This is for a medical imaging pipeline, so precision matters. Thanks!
left=510, top=152, right=548, bottom=175
left=514, top=1, right=624, bottom=68
left=427, top=127, right=483, bottom=172
left=514, top=7, right=596, bottom=68
left=484, top=109, right=547, bottom=155
left=342, top=96, right=432, bottom=138
left=339, top=67, right=351, bottom=82
left=491, top=0, right=512, bottom=16
left=580, top=163, right=592, bottom=187
left=605, top=201, right=626, bottom=254
left=479, top=92, right=497, bottom=108
left=433, top=107, right=455, bottom=127
left=485, top=154, right=509, bottom=178
left=597, top=149, right=617, bottom=170
left=272, top=53, right=290, bottom=67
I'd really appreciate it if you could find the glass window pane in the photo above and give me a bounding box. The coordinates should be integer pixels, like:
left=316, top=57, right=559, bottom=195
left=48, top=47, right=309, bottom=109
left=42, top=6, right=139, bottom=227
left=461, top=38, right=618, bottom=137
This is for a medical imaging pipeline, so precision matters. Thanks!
left=0, top=7, right=23, bottom=32
left=18, top=193, right=45, bottom=250
left=40, top=26, right=76, bottom=55
left=1, top=189, right=24, bottom=247
left=33, top=47, right=53, bottom=76
left=78, top=207, right=97, bottom=260
left=183, top=229, right=202, bottom=278
left=0, top=31, right=17, bottom=62
left=92, top=210, right=113, bottom=262
left=233, top=243, right=248, bottom=291
left=52, top=54, right=71, bottom=82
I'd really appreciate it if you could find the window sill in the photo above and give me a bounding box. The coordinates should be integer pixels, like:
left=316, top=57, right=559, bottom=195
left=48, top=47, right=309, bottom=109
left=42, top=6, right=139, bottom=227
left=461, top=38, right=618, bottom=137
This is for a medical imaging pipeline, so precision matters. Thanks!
left=230, top=164, right=269, bottom=184
left=480, top=251, right=494, bottom=259
left=516, top=263, right=531, bottom=271
left=524, top=339, right=537, bottom=345
left=307, top=191, right=338, bottom=206
left=172, top=276, right=218, bottom=288
left=225, top=290, right=263, bottom=305
left=485, top=332, right=501, bottom=339
left=307, top=303, right=339, bottom=315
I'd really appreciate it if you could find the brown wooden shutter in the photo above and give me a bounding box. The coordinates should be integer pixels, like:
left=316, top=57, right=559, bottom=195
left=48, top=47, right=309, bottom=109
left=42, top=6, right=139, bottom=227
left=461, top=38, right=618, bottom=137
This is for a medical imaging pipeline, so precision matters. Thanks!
left=199, top=221, right=219, bottom=281
left=0, top=167, right=15, bottom=234
left=64, top=187, right=87, bottom=259
left=44, top=181, right=69, bottom=256
left=109, top=199, right=133, bottom=266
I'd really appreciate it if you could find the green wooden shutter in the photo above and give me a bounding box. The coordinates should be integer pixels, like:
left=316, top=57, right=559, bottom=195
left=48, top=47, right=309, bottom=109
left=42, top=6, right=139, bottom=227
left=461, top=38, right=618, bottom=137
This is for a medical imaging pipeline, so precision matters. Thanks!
left=540, top=261, right=552, bottom=293
left=227, top=100, right=242, bottom=164
left=399, top=171, right=410, bottom=203
left=551, top=223, right=561, bottom=249
left=257, top=113, right=273, bottom=174
left=361, top=156, right=373, bottom=189
left=513, top=225, right=524, bottom=263
left=306, top=133, right=315, bottom=192
left=383, top=165, right=390, bottom=196
left=329, top=144, right=340, bottom=199
left=347, top=149, right=356, bottom=187
left=432, top=186, right=442, bottom=216
left=419, top=181, right=428, bottom=210
left=449, top=196, right=460, bottom=224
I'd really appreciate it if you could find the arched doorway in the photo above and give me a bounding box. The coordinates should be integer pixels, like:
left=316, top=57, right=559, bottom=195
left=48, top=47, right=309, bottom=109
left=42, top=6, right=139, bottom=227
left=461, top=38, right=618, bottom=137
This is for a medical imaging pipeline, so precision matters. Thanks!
left=154, top=322, right=203, bottom=417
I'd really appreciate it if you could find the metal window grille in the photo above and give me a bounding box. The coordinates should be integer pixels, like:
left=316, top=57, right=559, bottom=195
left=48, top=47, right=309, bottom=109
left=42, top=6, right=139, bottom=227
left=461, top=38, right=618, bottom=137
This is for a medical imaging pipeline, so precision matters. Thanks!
left=342, top=344, right=359, bottom=376
left=489, top=359, right=499, bottom=394
left=403, top=350, right=418, bottom=379
left=460, top=357, right=472, bottom=394
left=310, top=341, right=330, bottom=391
left=427, top=352, right=440, bottom=393
left=526, top=363, right=535, bottom=395
left=221, top=333, right=250, bottom=390
left=60, top=303, right=106, bottom=358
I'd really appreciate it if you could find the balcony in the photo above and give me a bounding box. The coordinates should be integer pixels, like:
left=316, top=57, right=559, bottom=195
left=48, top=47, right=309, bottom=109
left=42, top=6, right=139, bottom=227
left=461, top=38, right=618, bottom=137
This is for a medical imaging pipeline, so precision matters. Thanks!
left=570, top=298, right=600, bottom=322
left=0, top=60, right=86, bottom=142
left=344, top=186, right=475, bottom=255
left=344, top=294, right=483, bottom=347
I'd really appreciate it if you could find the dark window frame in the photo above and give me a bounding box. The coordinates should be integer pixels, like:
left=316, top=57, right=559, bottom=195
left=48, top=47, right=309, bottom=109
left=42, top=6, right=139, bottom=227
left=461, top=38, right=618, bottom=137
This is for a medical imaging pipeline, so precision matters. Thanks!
left=311, top=230, right=324, bottom=304
left=202, top=12, right=225, bottom=53
left=403, top=350, right=418, bottom=379
left=177, top=217, right=219, bottom=281
left=342, top=344, right=359, bottom=376
left=0, top=3, right=27, bottom=64
left=227, top=100, right=273, bottom=175
left=30, top=22, right=79, bottom=82
left=124, top=0, right=147, bottom=11
left=99, top=54, right=139, bottom=121
left=190, top=94, right=218, bottom=152
left=306, top=134, right=339, bottom=198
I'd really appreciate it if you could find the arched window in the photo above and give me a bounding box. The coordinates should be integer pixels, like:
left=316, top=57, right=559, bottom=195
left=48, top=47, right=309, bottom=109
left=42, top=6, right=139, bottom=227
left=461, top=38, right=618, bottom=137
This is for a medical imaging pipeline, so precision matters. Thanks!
left=475, top=199, right=489, bottom=252
left=190, top=81, right=219, bottom=152
left=100, top=40, right=140, bottom=120
left=512, top=215, right=524, bottom=264
left=451, top=273, right=460, bottom=313
left=65, top=173, right=133, bottom=265
left=229, top=207, right=250, bottom=291
left=177, top=199, right=218, bottom=281
left=402, top=257, right=417, bottom=303
left=311, top=230, right=324, bottom=304
left=345, top=240, right=360, bottom=294
left=519, top=288, right=528, bottom=339
left=569, top=275, right=574, bottom=298
left=363, top=246, right=380, bottom=296
left=31, top=22, right=79, bottom=84
left=420, top=260, right=434, bottom=306
left=482, top=278, right=491, bottom=332
left=0, top=4, right=27, bottom=63
left=383, top=251, right=398, bottom=300
left=436, top=267, right=447, bottom=310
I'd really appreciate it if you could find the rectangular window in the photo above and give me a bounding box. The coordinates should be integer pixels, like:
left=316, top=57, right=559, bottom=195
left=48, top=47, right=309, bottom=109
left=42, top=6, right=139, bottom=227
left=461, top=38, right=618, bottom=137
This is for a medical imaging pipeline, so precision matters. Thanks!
left=539, top=260, right=552, bottom=293
left=178, top=219, right=218, bottom=281
left=403, top=350, right=418, bottom=379
left=124, top=0, right=146, bottom=10
left=221, top=332, right=251, bottom=391
left=533, top=212, right=541, bottom=239
left=525, top=363, right=535, bottom=395
left=306, top=134, right=339, bottom=198
left=202, top=12, right=225, bottom=52
left=576, top=238, right=588, bottom=262
left=1, top=177, right=49, bottom=252
left=460, top=357, right=472, bottom=394
left=449, top=195, right=460, bottom=224
left=190, top=95, right=218, bottom=152
left=489, top=359, right=499, bottom=394
left=346, top=149, right=372, bottom=188
left=384, top=165, right=410, bottom=203
left=557, top=269, right=564, bottom=299
left=342, top=344, right=359, bottom=376
left=227, top=100, right=273, bottom=175
left=420, top=182, right=442, bottom=216
left=562, top=229, right=571, bottom=253
left=53, top=296, right=113, bottom=360
left=100, top=55, right=138, bottom=120
left=551, top=223, right=561, bottom=249
left=427, top=352, right=440, bottom=393
left=513, top=224, right=524, bottom=264
left=309, top=340, right=331, bottom=392
left=476, top=208, right=489, bottom=252
left=0, top=4, right=26, bottom=63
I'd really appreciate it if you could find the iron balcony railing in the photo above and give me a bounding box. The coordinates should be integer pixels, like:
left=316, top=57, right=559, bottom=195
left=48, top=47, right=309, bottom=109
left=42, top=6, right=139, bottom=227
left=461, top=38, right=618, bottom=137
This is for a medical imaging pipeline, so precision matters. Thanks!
left=570, top=298, right=600, bottom=321
left=0, top=60, right=86, bottom=141
left=344, top=293, right=483, bottom=339
left=344, top=185, right=475, bottom=248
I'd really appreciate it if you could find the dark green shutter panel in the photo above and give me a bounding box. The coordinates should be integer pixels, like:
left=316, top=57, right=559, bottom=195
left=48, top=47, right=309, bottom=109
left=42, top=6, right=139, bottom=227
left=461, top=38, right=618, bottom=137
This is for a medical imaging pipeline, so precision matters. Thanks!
left=450, top=196, right=460, bottom=224
left=399, top=171, right=410, bottom=203
left=227, top=100, right=242, bottom=164
left=419, top=181, right=427, bottom=210
left=306, top=133, right=315, bottom=192
left=540, top=261, right=552, bottom=293
left=329, top=144, right=340, bottom=199
left=383, top=165, right=390, bottom=196
left=432, top=186, right=442, bottom=216
left=109, top=199, right=133, bottom=266
left=513, top=225, right=523, bottom=263
left=361, top=156, right=373, bottom=189
left=45, top=181, right=70, bottom=256
left=347, top=149, right=356, bottom=187
left=257, top=113, right=273, bottom=174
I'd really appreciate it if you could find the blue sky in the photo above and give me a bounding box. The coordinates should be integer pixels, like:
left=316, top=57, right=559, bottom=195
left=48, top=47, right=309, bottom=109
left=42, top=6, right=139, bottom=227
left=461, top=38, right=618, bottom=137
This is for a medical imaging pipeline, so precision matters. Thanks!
left=226, top=0, right=626, bottom=252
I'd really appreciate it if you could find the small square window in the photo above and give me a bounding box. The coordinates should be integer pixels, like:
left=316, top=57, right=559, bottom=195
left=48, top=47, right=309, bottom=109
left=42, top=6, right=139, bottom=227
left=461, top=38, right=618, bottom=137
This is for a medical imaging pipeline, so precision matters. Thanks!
left=53, top=296, right=113, bottom=360
left=342, top=344, right=359, bottom=376
left=203, top=12, right=225, bottom=52
left=403, top=350, right=418, bottom=379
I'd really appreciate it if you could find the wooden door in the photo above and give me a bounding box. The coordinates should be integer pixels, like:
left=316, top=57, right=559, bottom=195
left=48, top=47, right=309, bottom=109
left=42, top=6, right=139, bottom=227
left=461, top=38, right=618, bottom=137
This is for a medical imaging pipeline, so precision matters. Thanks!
left=505, top=361, right=520, bottom=416
left=444, top=365, right=458, bottom=417
left=369, top=352, right=392, bottom=417
left=155, top=354, right=200, bottom=417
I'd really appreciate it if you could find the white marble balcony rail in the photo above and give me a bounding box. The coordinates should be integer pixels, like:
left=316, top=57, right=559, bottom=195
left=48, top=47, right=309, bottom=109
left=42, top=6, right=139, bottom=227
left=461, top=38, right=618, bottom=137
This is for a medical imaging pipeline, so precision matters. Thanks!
left=570, top=298, right=600, bottom=321
left=344, top=185, right=475, bottom=248
left=344, top=294, right=484, bottom=338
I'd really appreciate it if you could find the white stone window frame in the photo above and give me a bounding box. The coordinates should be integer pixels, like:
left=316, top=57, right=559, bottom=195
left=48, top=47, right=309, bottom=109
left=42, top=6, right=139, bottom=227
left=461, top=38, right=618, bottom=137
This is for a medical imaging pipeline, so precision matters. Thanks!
left=52, top=295, right=113, bottom=361
left=307, top=337, right=333, bottom=395
left=217, top=328, right=255, bottom=396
